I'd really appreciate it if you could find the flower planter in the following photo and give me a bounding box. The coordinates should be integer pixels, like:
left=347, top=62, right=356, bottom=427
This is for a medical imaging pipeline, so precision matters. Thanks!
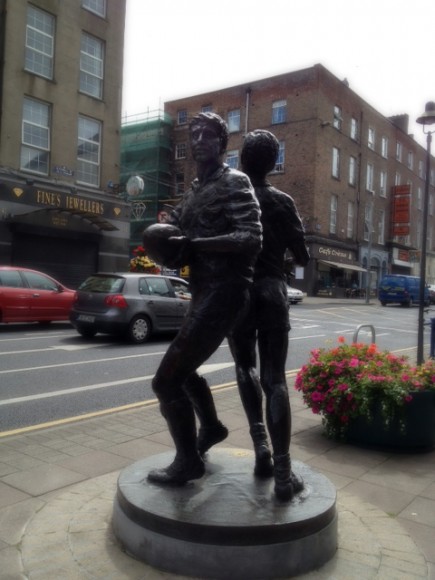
left=345, top=391, right=435, bottom=451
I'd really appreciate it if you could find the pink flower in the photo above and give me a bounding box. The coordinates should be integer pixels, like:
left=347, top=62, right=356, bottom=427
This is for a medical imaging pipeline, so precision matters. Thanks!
left=311, top=392, right=325, bottom=402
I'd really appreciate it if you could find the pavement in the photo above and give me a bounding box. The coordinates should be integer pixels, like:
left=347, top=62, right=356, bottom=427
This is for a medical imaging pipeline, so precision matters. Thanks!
left=0, top=296, right=435, bottom=579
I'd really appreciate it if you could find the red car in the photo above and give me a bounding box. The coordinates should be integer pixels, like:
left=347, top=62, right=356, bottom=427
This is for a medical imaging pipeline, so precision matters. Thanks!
left=0, top=266, right=76, bottom=324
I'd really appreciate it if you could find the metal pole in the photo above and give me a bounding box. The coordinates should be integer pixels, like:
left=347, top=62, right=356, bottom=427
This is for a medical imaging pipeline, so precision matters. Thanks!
left=417, top=131, right=432, bottom=365
left=365, top=202, right=373, bottom=304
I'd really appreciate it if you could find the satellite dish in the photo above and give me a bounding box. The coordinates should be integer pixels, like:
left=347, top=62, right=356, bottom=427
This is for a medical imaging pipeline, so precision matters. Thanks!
left=126, top=175, right=144, bottom=197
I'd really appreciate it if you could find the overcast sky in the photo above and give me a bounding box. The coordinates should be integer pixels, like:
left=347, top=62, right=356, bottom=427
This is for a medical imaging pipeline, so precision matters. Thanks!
left=122, top=0, right=435, bottom=148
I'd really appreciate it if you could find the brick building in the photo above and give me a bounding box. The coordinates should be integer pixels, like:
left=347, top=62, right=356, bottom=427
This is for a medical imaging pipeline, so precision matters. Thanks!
left=164, top=64, right=435, bottom=297
left=0, top=0, right=129, bottom=288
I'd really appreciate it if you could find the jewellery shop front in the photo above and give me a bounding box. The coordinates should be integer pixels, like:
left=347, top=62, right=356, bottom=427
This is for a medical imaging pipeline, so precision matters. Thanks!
left=0, top=177, right=130, bottom=288
left=310, top=243, right=367, bottom=298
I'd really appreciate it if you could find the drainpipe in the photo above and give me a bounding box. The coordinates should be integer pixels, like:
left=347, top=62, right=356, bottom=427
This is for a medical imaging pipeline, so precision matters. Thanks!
left=245, top=88, right=251, bottom=134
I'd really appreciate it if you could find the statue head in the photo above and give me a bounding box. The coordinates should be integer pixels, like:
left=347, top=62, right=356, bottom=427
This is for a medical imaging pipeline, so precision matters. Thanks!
left=189, top=112, right=229, bottom=156
left=241, top=130, right=279, bottom=180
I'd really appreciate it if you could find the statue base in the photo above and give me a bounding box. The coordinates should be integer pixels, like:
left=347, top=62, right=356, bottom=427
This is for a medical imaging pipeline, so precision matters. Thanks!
left=112, top=448, right=337, bottom=579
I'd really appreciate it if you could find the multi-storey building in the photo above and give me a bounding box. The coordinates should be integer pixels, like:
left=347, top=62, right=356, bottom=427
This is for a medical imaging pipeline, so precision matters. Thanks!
left=120, top=111, right=173, bottom=254
left=0, top=0, right=129, bottom=288
left=165, top=64, right=435, bottom=297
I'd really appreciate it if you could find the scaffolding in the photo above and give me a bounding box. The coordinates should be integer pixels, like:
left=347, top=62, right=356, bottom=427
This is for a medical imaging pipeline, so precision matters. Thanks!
left=120, top=110, right=174, bottom=252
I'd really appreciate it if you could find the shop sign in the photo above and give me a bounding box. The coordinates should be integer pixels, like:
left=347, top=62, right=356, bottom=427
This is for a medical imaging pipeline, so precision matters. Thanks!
left=314, top=245, right=355, bottom=263
left=1, top=181, right=125, bottom=220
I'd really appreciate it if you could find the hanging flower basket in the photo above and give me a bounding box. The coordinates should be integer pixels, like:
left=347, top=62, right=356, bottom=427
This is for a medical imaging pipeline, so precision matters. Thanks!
left=295, top=337, right=435, bottom=451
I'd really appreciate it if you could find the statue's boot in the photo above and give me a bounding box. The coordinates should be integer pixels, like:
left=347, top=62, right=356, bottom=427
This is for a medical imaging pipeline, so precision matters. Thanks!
left=273, top=453, right=304, bottom=501
left=147, top=397, right=205, bottom=485
left=250, top=422, right=274, bottom=478
left=184, top=374, right=228, bottom=455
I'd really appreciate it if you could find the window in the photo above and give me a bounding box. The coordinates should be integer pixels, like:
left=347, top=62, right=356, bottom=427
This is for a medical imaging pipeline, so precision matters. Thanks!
left=407, top=150, right=414, bottom=170
left=347, top=201, right=354, bottom=238
left=228, top=109, right=240, bottom=133
left=201, top=105, right=212, bottom=113
left=82, top=0, right=106, bottom=17
left=25, top=271, right=58, bottom=291
left=368, top=127, right=375, bottom=150
left=20, top=98, right=50, bottom=175
left=395, top=172, right=401, bottom=186
left=272, top=100, right=286, bottom=124
left=418, top=159, right=425, bottom=179
left=329, top=195, right=338, bottom=234
left=381, top=136, right=388, bottom=158
left=77, top=116, right=101, bottom=186
left=350, top=117, right=358, bottom=141
left=144, top=277, right=170, bottom=297
left=226, top=149, right=239, bottom=169
left=80, top=33, right=104, bottom=98
left=175, top=143, right=186, bottom=160
left=379, top=170, right=387, bottom=197
left=417, top=187, right=422, bottom=210
left=333, top=105, right=342, bottom=130
left=364, top=205, right=371, bottom=241
left=348, top=155, right=357, bottom=186
left=175, top=173, right=184, bottom=196
left=332, top=147, right=340, bottom=178
left=25, top=5, right=54, bottom=79
left=177, top=110, right=187, bottom=125
left=366, top=163, right=374, bottom=192
left=274, top=141, right=285, bottom=172
left=377, top=210, right=385, bottom=244
left=396, top=141, right=402, bottom=162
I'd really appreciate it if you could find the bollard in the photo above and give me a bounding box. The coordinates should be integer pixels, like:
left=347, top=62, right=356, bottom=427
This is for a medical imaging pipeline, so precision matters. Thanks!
left=352, top=324, right=376, bottom=344
left=431, top=318, right=435, bottom=359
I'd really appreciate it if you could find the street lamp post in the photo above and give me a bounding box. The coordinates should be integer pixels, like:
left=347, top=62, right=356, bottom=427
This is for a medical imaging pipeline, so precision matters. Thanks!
left=416, top=102, right=435, bottom=365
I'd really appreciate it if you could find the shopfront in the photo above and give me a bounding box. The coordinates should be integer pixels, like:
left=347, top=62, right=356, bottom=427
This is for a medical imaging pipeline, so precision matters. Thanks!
left=0, top=177, right=130, bottom=288
left=310, top=243, right=367, bottom=298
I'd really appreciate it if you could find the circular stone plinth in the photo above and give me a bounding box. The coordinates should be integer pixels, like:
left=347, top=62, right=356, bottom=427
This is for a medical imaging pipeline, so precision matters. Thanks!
left=112, top=448, right=337, bottom=579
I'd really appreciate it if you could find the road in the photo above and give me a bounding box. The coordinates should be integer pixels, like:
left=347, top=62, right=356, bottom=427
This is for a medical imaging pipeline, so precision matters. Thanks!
left=0, top=300, right=429, bottom=433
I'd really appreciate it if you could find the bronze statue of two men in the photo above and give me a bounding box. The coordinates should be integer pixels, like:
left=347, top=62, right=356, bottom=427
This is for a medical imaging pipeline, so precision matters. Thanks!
left=143, top=112, right=309, bottom=501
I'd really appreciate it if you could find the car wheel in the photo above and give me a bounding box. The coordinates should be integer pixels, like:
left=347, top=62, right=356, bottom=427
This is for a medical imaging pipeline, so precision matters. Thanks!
left=127, top=315, right=151, bottom=344
left=77, top=325, right=97, bottom=338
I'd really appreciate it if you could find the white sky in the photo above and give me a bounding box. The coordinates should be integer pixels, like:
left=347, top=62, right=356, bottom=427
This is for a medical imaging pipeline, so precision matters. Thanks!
left=122, top=0, right=435, bottom=148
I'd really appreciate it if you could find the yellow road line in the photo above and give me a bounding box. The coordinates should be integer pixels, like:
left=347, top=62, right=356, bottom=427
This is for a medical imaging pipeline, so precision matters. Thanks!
left=0, top=353, right=415, bottom=438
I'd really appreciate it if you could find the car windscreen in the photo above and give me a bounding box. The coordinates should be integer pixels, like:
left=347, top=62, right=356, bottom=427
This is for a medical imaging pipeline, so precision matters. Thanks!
left=381, top=277, right=406, bottom=289
left=78, top=275, right=125, bottom=293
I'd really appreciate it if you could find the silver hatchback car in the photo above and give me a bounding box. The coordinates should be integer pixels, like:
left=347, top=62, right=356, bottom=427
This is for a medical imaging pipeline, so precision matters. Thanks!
left=70, top=273, right=191, bottom=344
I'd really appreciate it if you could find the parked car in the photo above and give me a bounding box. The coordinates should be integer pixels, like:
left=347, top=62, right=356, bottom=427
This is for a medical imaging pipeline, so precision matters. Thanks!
left=70, top=273, right=191, bottom=344
left=378, top=274, right=430, bottom=307
left=0, top=266, right=75, bottom=323
left=287, top=286, right=304, bottom=305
